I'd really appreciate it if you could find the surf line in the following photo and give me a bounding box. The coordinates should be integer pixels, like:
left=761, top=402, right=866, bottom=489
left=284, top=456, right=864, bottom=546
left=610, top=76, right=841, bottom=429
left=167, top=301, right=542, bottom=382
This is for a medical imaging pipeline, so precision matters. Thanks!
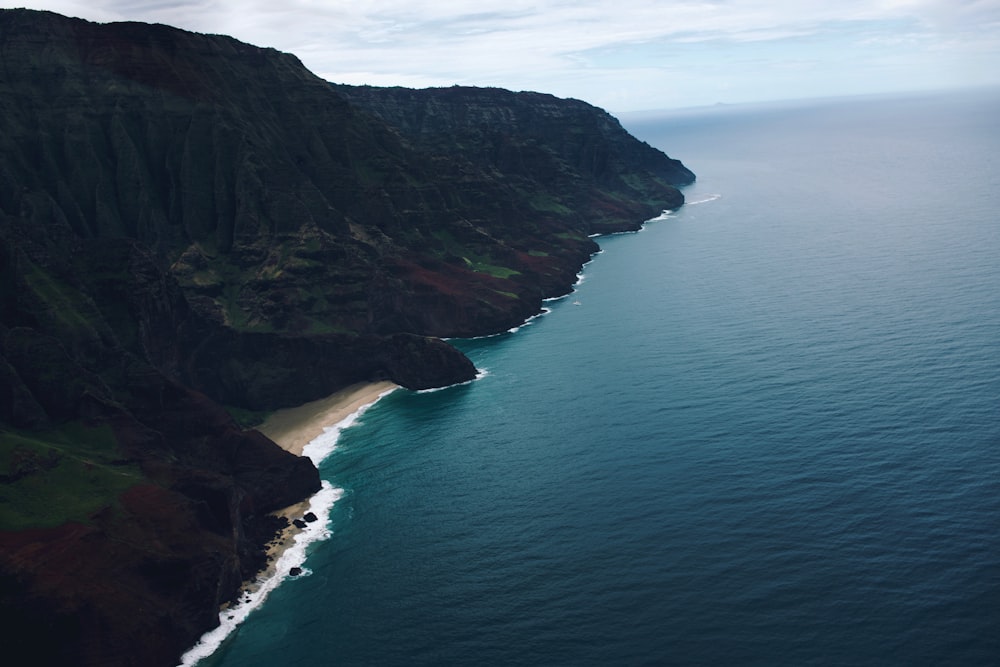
left=178, top=384, right=398, bottom=667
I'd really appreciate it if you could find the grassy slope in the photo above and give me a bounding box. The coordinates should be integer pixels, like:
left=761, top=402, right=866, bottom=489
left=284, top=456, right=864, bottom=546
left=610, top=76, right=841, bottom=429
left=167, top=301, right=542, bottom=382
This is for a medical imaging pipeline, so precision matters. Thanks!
left=0, top=423, right=141, bottom=530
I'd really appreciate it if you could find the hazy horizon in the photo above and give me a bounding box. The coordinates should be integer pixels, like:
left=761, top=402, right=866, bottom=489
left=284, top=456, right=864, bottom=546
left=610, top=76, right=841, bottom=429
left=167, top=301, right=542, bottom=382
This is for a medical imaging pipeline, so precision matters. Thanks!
left=6, top=2, right=1000, bottom=111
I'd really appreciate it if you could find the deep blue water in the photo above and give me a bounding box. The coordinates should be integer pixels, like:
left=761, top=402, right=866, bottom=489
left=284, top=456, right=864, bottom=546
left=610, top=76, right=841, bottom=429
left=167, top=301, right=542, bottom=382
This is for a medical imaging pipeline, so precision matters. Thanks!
left=210, top=89, right=1000, bottom=666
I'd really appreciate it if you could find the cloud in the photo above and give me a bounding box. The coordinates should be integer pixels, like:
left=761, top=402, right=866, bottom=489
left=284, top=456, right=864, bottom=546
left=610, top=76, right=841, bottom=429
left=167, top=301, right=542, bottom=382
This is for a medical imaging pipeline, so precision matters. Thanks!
left=5, top=1, right=1000, bottom=108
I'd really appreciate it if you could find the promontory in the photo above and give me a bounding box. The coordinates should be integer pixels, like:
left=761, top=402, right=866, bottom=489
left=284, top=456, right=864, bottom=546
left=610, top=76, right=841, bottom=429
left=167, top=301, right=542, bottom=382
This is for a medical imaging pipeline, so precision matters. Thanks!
left=0, top=9, right=694, bottom=666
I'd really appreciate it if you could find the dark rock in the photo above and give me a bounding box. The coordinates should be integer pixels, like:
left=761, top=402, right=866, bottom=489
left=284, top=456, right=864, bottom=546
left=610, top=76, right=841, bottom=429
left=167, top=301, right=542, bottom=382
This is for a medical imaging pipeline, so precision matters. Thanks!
left=334, top=83, right=695, bottom=234
left=289, top=567, right=302, bottom=577
left=0, top=8, right=694, bottom=667
left=303, top=512, right=318, bottom=523
left=292, top=519, right=307, bottom=529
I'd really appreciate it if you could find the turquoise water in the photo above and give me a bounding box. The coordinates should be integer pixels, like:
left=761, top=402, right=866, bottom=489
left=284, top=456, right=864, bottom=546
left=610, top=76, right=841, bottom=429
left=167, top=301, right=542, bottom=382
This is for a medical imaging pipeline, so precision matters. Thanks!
left=209, top=89, right=1000, bottom=666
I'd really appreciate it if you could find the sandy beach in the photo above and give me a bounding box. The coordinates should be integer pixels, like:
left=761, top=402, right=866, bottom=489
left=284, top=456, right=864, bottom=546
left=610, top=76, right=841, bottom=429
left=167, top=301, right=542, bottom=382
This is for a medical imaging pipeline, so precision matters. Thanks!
left=182, top=380, right=398, bottom=666
left=258, top=380, right=399, bottom=456
left=241, top=381, right=398, bottom=589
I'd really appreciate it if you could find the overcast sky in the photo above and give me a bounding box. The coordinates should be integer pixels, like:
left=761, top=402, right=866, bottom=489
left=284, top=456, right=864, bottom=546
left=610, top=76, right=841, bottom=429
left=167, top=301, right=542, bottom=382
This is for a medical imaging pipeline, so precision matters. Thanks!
left=8, top=1, right=1000, bottom=111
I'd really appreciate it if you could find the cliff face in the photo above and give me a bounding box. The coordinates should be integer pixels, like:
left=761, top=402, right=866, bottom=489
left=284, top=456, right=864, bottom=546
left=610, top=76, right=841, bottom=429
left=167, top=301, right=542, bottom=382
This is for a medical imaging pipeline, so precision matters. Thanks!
left=0, top=232, right=325, bottom=665
left=333, top=84, right=694, bottom=235
left=0, top=9, right=694, bottom=667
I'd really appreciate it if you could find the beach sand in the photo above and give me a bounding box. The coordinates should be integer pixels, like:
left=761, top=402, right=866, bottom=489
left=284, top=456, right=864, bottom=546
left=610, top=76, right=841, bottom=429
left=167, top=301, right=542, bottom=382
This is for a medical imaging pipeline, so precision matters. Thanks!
left=258, top=380, right=399, bottom=457
left=241, top=381, right=398, bottom=590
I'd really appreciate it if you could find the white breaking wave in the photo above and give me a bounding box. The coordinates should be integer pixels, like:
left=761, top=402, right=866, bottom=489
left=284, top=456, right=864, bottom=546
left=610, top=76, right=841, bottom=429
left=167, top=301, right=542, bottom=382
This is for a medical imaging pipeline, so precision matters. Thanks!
left=508, top=306, right=553, bottom=332
left=415, top=367, right=489, bottom=393
left=177, top=483, right=340, bottom=666
left=177, top=387, right=398, bottom=667
left=686, top=194, right=722, bottom=205
left=302, top=386, right=398, bottom=462
left=646, top=208, right=676, bottom=222
left=592, top=211, right=675, bottom=238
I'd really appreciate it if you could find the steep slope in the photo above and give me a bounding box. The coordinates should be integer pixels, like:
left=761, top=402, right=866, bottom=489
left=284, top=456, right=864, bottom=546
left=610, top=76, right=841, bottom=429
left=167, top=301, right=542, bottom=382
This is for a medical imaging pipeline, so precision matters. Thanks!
left=333, top=84, right=694, bottom=235
left=327, top=84, right=695, bottom=337
left=0, top=9, right=694, bottom=666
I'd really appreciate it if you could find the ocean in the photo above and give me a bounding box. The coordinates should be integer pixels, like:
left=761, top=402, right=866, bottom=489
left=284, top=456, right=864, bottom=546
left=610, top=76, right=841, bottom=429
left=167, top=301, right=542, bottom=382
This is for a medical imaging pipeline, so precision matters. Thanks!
left=198, top=88, right=1000, bottom=666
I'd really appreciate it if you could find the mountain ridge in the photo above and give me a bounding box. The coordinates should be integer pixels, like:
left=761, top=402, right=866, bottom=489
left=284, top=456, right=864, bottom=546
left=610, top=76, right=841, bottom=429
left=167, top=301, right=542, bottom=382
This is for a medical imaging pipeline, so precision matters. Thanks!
left=0, top=9, right=694, bottom=666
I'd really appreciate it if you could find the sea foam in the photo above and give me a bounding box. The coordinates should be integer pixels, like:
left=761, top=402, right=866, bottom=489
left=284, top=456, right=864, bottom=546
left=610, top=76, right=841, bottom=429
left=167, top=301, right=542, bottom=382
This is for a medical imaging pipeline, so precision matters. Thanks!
left=301, top=385, right=398, bottom=462
left=686, top=194, right=721, bottom=205
left=177, top=387, right=397, bottom=667
left=415, top=366, right=490, bottom=393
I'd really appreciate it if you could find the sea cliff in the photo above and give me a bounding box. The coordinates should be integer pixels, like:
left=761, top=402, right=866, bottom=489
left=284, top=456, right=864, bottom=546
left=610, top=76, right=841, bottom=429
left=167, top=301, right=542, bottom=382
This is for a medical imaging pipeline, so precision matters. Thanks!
left=0, top=9, right=693, bottom=666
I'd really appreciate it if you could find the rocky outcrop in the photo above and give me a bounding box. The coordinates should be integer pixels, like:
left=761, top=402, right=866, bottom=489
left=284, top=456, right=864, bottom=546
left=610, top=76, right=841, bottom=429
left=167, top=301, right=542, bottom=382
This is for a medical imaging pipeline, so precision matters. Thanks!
left=1, top=9, right=692, bottom=345
left=0, top=233, right=323, bottom=666
left=333, top=84, right=694, bottom=235
left=0, top=8, right=694, bottom=667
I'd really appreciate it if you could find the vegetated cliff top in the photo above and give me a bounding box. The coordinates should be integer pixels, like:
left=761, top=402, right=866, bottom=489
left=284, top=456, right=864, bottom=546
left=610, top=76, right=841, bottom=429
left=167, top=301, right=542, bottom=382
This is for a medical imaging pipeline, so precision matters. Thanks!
left=0, top=8, right=694, bottom=667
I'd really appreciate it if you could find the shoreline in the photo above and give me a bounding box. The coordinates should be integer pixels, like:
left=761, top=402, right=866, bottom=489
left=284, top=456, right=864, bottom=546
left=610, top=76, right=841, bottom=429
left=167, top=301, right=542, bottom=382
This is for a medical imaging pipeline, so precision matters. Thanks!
left=178, top=213, right=660, bottom=665
left=258, top=380, right=400, bottom=456
left=179, top=380, right=399, bottom=667
left=255, top=380, right=399, bottom=571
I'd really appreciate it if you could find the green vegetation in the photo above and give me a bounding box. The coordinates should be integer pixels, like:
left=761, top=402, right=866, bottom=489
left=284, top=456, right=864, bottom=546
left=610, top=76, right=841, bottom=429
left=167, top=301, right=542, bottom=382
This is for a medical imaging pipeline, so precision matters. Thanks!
left=23, top=260, right=100, bottom=341
left=469, top=261, right=520, bottom=279
left=0, top=423, right=141, bottom=531
left=619, top=172, right=646, bottom=191
left=223, top=405, right=272, bottom=428
left=430, top=229, right=522, bottom=278
left=528, top=193, right=572, bottom=215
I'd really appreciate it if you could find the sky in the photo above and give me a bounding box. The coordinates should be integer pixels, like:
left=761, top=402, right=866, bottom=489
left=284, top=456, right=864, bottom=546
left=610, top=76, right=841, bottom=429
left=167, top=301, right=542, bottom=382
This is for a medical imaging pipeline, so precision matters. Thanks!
left=6, top=1, right=1000, bottom=111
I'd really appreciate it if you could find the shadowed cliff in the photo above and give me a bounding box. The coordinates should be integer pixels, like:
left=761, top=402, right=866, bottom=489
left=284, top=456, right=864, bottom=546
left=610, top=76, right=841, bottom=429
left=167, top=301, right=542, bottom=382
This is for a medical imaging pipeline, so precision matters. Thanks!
left=0, top=8, right=694, bottom=666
